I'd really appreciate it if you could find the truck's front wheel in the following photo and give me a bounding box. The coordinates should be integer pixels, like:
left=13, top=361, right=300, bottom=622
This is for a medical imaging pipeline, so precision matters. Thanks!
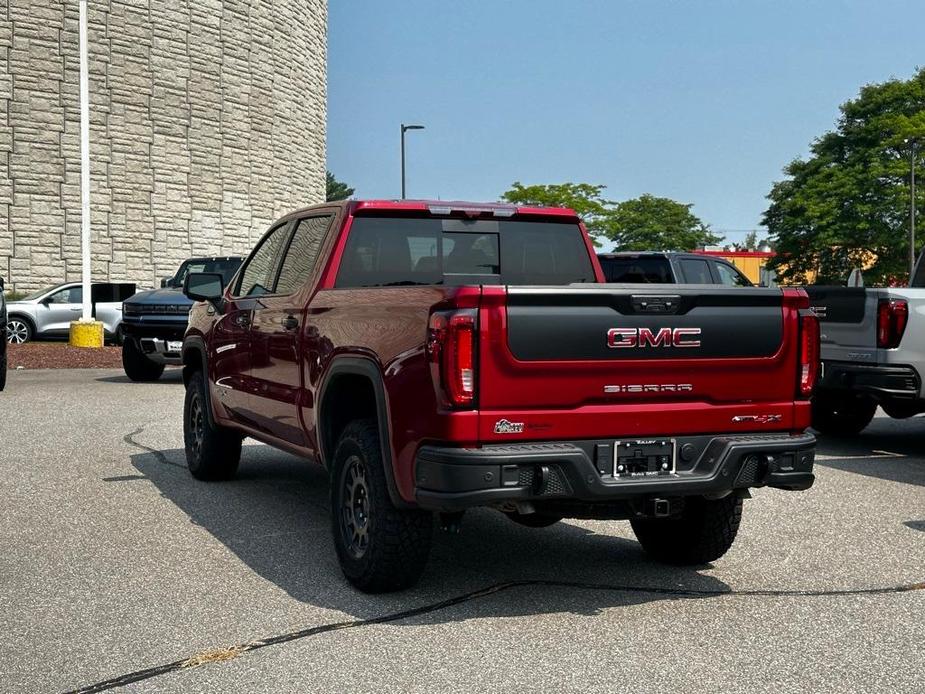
left=811, top=393, right=876, bottom=436
left=184, top=370, right=241, bottom=481
left=122, top=338, right=165, bottom=382
left=331, top=419, right=432, bottom=593
left=631, top=495, right=742, bottom=565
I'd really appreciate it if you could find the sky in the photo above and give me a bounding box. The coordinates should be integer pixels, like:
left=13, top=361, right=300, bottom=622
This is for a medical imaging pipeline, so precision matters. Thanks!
left=327, top=0, right=925, bottom=244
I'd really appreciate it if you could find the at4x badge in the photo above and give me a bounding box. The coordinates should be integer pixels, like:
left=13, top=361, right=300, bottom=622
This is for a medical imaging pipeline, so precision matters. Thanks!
left=493, top=419, right=525, bottom=434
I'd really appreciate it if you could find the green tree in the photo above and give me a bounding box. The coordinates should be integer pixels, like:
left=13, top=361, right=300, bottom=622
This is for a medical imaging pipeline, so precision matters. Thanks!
left=326, top=171, right=355, bottom=201
left=764, top=69, right=925, bottom=285
left=501, top=182, right=611, bottom=245
left=743, top=230, right=759, bottom=251
left=603, top=194, right=721, bottom=251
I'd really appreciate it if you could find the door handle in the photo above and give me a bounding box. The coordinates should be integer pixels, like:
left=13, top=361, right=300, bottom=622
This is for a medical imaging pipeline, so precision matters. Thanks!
left=282, top=315, right=299, bottom=331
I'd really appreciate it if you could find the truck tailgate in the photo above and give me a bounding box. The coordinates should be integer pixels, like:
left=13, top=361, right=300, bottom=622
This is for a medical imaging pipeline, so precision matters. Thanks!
left=478, top=285, right=807, bottom=441
left=804, top=286, right=880, bottom=363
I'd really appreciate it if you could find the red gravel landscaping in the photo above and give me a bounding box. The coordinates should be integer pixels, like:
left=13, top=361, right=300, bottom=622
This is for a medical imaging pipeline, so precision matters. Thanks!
left=6, top=342, right=124, bottom=370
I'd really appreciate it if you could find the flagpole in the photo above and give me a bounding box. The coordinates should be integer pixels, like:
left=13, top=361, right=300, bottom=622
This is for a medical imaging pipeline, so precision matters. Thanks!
left=79, top=0, right=91, bottom=322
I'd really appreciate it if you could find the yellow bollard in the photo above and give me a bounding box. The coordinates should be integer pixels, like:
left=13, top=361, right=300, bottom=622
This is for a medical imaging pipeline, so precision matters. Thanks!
left=68, top=320, right=105, bottom=348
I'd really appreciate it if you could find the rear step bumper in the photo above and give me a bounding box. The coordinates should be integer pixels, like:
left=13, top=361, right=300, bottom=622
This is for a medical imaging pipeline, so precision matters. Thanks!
left=817, top=361, right=920, bottom=401
left=414, top=433, right=815, bottom=512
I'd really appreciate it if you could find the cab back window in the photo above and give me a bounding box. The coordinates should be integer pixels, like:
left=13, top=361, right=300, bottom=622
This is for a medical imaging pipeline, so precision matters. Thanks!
left=335, top=217, right=595, bottom=287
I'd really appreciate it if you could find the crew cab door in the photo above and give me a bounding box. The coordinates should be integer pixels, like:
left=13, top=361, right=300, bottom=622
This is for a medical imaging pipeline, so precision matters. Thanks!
left=248, top=213, right=333, bottom=447
left=216, top=221, right=292, bottom=425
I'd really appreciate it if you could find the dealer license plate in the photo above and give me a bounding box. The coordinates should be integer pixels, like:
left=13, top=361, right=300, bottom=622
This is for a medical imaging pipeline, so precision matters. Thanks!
left=613, top=438, right=676, bottom=477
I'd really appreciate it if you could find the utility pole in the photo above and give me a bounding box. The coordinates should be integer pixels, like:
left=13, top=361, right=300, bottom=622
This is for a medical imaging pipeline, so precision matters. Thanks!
left=400, top=123, right=425, bottom=199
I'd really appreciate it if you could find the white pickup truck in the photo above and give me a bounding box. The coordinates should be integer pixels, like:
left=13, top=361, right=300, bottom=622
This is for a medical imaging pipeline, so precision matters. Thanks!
left=805, top=256, right=925, bottom=435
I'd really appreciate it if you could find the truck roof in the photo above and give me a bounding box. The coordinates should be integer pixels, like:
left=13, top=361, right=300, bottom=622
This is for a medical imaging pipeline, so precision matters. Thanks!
left=283, top=199, right=580, bottom=220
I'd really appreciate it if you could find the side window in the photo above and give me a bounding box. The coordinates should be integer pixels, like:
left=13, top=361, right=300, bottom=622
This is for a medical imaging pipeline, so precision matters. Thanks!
left=713, top=261, right=752, bottom=287
left=679, top=258, right=712, bottom=284
left=236, top=223, right=291, bottom=297
left=48, top=286, right=82, bottom=304
left=275, top=215, right=332, bottom=295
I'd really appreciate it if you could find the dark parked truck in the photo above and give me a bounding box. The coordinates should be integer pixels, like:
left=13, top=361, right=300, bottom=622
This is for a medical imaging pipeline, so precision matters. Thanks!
left=181, top=200, right=819, bottom=592
left=121, top=257, right=242, bottom=381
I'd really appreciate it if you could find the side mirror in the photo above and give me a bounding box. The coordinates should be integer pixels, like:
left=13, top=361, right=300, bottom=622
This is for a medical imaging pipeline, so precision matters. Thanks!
left=0, top=277, right=4, bottom=291
left=160, top=277, right=170, bottom=288
left=184, top=272, right=225, bottom=310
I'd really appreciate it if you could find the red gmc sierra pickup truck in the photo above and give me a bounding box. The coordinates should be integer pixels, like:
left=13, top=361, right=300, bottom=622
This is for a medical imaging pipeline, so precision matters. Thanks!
left=181, top=199, right=819, bottom=592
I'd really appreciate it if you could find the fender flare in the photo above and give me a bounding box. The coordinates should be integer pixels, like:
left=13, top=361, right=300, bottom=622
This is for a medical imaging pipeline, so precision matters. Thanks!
left=317, top=355, right=408, bottom=508
left=181, top=335, right=217, bottom=429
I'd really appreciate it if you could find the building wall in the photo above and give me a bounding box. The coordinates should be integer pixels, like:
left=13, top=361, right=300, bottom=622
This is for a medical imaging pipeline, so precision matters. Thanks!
left=1, top=0, right=327, bottom=293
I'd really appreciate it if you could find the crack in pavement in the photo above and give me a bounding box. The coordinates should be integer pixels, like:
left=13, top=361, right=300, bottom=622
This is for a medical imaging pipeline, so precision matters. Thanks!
left=66, top=578, right=925, bottom=693
left=124, top=427, right=187, bottom=469
left=85, top=428, right=923, bottom=693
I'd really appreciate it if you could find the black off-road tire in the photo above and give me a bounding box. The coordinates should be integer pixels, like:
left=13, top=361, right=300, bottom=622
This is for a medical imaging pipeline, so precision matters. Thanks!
left=122, top=338, right=165, bottom=382
left=505, top=512, right=563, bottom=528
left=183, top=369, right=241, bottom=481
left=631, top=495, right=743, bottom=565
left=811, top=393, right=877, bottom=436
left=880, top=401, right=921, bottom=420
left=331, top=419, right=433, bottom=593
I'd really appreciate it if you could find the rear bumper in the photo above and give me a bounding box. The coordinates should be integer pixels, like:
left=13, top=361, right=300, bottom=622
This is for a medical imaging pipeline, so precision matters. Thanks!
left=818, top=361, right=920, bottom=401
left=414, top=433, right=815, bottom=512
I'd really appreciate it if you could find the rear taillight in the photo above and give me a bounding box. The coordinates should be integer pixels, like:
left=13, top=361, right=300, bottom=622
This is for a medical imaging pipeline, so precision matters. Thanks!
left=427, top=310, right=477, bottom=407
left=877, top=299, right=908, bottom=349
left=798, top=311, right=820, bottom=397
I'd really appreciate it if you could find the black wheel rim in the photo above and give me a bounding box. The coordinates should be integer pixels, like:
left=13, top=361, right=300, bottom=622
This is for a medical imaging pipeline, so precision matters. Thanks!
left=340, top=455, right=371, bottom=559
left=189, top=393, right=205, bottom=459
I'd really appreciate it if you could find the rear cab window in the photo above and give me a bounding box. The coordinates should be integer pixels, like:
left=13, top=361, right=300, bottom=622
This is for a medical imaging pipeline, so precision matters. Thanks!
left=335, top=217, right=596, bottom=287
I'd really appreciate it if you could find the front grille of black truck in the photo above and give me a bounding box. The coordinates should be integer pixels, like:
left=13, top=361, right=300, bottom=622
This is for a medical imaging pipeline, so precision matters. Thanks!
left=123, top=303, right=191, bottom=317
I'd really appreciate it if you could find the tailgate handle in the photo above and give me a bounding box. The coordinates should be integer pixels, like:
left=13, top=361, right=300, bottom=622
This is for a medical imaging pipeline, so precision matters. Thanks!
left=631, top=295, right=681, bottom=314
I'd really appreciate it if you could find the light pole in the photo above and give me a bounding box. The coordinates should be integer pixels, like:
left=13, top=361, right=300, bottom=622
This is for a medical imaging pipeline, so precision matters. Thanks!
left=909, top=138, right=918, bottom=279
left=400, top=123, right=425, bottom=199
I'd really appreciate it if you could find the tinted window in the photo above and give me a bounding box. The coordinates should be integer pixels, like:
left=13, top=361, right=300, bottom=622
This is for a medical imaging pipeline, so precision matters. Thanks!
left=47, top=286, right=82, bottom=303
left=176, top=259, right=242, bottom=286
left=336, top=218, right=594, bottom=287
left=713, top=261, right=752, bottom=287
left=598, top=256, right=673, bottom=283
left=91, top=283, right=137, bottom=302
left=679, top=258, right=713, bottom=284
left=275, top=216, right=332, bottom=295
left=236, top=223, right=290, bottom=297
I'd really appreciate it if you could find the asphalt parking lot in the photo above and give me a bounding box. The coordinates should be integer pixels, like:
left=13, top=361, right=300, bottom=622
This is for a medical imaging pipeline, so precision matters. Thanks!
left=1, top=369, right=923, bottom=693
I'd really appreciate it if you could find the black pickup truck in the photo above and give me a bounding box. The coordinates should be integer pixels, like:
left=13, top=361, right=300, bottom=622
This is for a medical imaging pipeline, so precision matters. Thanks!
left=121, top=257, right=242, bottom=381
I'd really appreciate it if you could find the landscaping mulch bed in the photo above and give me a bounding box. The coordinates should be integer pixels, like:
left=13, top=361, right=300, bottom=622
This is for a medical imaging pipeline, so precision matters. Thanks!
left=6, top=342, right=123, bottom=369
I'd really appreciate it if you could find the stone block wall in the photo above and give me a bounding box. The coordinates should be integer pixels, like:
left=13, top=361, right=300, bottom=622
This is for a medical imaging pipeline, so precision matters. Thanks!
left=1, top=0, right=327, bottom=292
